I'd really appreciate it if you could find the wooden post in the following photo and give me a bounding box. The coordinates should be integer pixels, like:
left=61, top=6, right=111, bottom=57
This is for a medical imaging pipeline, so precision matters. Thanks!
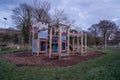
left=67, top=27, right=70, bottom=55
left=85, top=33, right=87, bottom=53
left=81, top=31, right=83, bottom=55
left=32, top=27, right=34, bottom=55
left=37, top=27, right=40, bottom=56
left=77, top=33, right=79, bottom=52
left=37, top=38, right=40, bottom=56
left=58, top=25, right=62, bottom=60
left=46, top=38, right=48, bottom=55
left=49, top=27, right=52, bottom=58
left=73, top=32, right=75, bottom=55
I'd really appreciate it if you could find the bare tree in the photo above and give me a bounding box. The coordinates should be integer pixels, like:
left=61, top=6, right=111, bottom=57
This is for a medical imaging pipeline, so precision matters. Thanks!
left=50, top=9, right=75, bottom=27
left=88, top=24, right=100, bottom=47
left=12, top=0, right=51, bottom=44
left=12, top=3, right=33, bottom=43
left=98, top=20, right=118, bottom=49
left=32, top=0, right=51, bottom=23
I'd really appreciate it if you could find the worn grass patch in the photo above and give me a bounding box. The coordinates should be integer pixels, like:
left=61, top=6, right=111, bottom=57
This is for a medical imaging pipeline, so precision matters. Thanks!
left=0, top=49, right=120, bottom=80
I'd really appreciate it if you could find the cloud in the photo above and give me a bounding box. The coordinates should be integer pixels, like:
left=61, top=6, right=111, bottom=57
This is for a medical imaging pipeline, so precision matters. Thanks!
left=0, top=0, right=120, bottom=30
left=112, top=18, right=120, bottom=22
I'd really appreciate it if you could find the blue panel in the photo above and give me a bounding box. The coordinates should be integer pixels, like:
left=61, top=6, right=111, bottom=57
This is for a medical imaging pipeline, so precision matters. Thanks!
left=52, top=37, right=58, bottom=43
left=53, top=44, right=58, bottom=52
left=39, top=31, right=48, bottom=39
left=62, top=35, right=66, bottom=41
left=32, top=39, right=38, bottom=53
left=62, top=43, right=65, bottom=50
left=41, top=42, right=46, bottom=51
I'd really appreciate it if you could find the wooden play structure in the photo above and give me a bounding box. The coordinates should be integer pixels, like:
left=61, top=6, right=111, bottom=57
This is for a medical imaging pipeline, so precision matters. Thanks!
left=31, top=21, right=87, bottom=60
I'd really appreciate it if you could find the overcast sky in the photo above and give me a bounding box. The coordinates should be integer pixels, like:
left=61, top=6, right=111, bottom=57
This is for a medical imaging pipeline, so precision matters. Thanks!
left=0, top=0, right=120, bottom=30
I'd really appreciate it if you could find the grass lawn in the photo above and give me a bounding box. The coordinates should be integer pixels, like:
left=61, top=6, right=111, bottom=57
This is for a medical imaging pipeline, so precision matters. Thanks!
left=0, top=49, right=120, bottom=80
left=0, top=48, right=28, bottom=54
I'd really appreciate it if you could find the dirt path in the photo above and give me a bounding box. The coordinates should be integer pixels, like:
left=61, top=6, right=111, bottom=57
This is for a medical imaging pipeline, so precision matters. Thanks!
left=0, top=51, right=105, bottom=67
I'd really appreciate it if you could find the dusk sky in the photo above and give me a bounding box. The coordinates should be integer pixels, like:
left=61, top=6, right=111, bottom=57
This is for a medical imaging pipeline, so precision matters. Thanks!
left=0, top=0, right=120, bottom=30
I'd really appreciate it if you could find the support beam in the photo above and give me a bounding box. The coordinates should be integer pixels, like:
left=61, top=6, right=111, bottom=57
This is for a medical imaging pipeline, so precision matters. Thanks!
left=32, top=29, right=34, bottom=55
left=77, top=33, right=79, bottom=52
left=49, top=27, right=52, bottom=58
left=81, top=31, right=83, bottom=55
left=72, top=33, right=75, bottom=55
left=85, top=33, right=87, bottom=53
left=37, top=30, right=40, bottom=56
left=58, top=26, right=62, bottom=60
left=46, top=40, right=48, bottom=55
left=67, top=27, right=70, bottom=55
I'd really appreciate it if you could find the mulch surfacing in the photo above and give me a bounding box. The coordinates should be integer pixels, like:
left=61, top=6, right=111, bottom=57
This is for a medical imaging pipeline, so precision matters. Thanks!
left=0, top=51, right=105, bottom=67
